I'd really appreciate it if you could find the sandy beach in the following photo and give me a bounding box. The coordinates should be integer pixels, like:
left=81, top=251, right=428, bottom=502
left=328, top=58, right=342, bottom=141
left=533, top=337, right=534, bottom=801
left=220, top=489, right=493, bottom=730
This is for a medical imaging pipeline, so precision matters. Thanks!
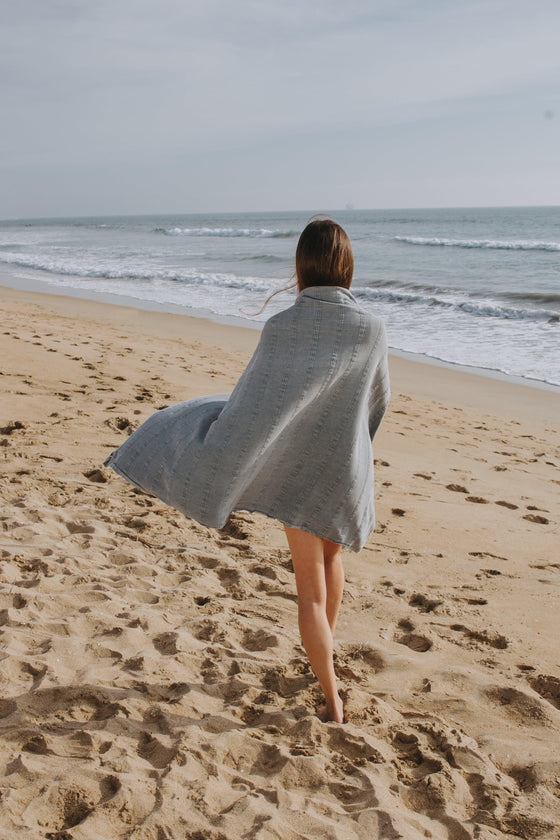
left=1, top=283, right=559, bottom=839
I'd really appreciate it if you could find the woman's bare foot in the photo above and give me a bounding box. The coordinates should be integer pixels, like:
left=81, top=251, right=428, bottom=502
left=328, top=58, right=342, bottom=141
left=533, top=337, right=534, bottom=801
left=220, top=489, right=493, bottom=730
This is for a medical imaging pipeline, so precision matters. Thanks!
left=317, top=696, right=344, bottom=723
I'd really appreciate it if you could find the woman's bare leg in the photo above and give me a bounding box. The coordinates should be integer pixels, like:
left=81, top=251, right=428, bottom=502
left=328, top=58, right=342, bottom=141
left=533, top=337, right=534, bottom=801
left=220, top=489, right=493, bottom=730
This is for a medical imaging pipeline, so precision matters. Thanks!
left=284, top=527, right=344, bottom=723
left=323, top=540, right=344, bottom=634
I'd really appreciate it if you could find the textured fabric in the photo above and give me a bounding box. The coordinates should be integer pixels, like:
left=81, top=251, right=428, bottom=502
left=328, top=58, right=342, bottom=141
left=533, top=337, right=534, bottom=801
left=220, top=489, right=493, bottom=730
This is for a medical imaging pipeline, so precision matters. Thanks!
left=104, top=286, right=390, bottom=551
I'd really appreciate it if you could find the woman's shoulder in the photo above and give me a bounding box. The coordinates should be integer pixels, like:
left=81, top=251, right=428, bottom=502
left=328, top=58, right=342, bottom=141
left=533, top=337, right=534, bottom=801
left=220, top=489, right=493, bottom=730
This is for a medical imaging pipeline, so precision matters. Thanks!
left=343, top=296, right=386, bottom=340
left=361, top=309, right=387, bottom=336
left=263, top=290, right=386, bottom=330
left=261, top=296, right=304, bottom=332
left=261, top=294, right=387, bottom=357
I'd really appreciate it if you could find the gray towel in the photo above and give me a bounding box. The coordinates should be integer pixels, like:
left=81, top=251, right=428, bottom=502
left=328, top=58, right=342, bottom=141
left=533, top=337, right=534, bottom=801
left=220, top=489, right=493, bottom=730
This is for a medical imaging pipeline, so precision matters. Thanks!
left=104, top=286, right=390, bottom=551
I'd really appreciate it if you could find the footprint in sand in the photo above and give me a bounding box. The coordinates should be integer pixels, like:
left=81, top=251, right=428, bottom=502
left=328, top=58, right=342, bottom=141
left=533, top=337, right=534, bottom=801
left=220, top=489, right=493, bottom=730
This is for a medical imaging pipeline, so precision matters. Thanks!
left=395, top=614, right=413, bottom=631
left=527, top=675, right=560, bottom=710
left=195, top=554, right=221, bottom=569
left=104, top=416, right=135, bottom=433
left=101, top=626, right=124, bottom=638
left=325, top=726, right=386, bottom=769
left=134, top=387, right=153, bottom=402
left=475, top=569, right=503, bottom=581
left=83, top=468, right=107, bottom=484
left=27, top=686, right=128, bottom=724
left=395, top=632, right=433, bottom=653
left=242, top=629, right=279, bottom=652
left=344, top=643, right=385, bottom=672
left=123, top=515, right=150, bottom=531
left=0, top=420, right=26, bottom=435
left=217, top=567, right=251, bottom=599
left=217, top=567, right=241, bottom=587
left=123, top=655, right=144, bottom=671
left=152, top=632, right=179, bottom=655
left=485, top=685, right=556, bottom=725
left=219, top=514, right=252, bottom=540
left=144, top=682, right=190, bottom=704
left=21, top=735, right=50, bottom=761
left=136, top=731, right=178, bottom=769
left=99, top=775, right=121, bottom=804
left=195, top=595, right=212, bottom=606
left=194, top=619, right=226, bottom=644
left=124, top=616, right=143, bottom=630
left=261, top=664, right=311, bottom=697
left=249, top=562, right=278, bottom=582
left=13, top=593, right=27, bottom=609
left=49, top=784, right=97, bottom=830
left=449, top=623, right=508, bottom=649
left=390, top=728, right=439, bottom=772
left=530, top=562, right=560, bottom=572
left=408, top=593, right=443, bottom=613
left=523, top=513, right=549, bottom=525
left=469, top=551, right=509, bottom=562
left=66, top=520, right=96, bottom=535
left=22, top=662, right=47, bottom=691
left=0, top=699, right=17, bottom=719
left=201, top=654, right=227, bottom=685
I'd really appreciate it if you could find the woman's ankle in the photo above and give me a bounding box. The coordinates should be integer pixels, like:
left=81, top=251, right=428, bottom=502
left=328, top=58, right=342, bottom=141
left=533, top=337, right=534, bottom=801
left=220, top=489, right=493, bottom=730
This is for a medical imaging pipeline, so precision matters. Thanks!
left=325, top=693, right=344, bottom=723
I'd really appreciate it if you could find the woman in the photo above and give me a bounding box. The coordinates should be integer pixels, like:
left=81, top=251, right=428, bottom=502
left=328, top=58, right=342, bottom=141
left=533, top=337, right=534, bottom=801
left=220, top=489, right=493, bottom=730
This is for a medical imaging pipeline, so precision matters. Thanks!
left=105, top=219, right=390, bottom=723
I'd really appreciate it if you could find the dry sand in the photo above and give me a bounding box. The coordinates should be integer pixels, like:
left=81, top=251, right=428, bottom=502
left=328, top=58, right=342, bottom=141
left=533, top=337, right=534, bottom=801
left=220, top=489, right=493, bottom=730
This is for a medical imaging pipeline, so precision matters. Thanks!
left=1, top=284, right=559, bottom=840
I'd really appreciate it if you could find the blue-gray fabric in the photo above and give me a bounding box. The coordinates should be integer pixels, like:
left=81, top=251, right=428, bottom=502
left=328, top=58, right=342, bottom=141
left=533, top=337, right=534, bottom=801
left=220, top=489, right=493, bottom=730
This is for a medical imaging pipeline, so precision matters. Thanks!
left=104, top=286, right=390, bottom=551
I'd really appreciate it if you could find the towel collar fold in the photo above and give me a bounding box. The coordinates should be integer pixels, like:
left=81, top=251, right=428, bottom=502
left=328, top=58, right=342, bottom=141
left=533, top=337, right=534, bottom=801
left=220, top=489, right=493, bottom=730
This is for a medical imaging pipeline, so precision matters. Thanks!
left=298, top=286, right=357, bottom=306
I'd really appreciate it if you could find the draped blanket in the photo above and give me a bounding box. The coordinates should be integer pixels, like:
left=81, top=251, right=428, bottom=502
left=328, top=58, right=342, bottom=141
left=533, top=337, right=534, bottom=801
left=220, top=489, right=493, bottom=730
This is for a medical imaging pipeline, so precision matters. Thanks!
left=104, top=286, right=390, bottom=551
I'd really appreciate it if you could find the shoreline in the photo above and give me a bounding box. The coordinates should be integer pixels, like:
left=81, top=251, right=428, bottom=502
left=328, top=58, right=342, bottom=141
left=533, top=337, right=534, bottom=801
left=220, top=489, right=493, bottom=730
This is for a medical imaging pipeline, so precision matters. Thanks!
left=1, top=266, right=559, bottom=396
left=1, top=282, right=559, bottom=427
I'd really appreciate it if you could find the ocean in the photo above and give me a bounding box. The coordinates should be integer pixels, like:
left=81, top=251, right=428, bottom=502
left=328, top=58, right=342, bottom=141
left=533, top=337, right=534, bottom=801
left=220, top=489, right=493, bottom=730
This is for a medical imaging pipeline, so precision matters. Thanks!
left=0, top=207, right=559, bottom=387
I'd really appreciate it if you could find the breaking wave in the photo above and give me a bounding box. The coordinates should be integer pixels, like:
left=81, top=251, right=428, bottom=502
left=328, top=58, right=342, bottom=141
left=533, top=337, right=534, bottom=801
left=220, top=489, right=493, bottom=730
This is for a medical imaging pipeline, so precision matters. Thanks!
left=0, top=252, right=271, bottom=292
left=155, top=227, right=296, bottom=238
left=394, top=236, right=560, bottom=252
left=354, top=285, right=559, bottom=324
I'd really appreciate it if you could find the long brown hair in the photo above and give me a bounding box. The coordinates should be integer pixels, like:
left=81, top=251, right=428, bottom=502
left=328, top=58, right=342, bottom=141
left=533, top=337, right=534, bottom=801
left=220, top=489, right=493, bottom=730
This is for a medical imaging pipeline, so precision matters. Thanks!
left=296, top=218, right=353, bottom=291
left=248, top=217, right=353, bottom=316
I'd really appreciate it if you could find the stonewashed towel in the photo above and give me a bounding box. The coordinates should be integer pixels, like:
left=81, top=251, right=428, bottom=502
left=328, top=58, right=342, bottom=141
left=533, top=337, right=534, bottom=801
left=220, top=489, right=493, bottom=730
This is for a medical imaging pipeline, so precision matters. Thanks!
left=104, top=286, right=390, bottom=551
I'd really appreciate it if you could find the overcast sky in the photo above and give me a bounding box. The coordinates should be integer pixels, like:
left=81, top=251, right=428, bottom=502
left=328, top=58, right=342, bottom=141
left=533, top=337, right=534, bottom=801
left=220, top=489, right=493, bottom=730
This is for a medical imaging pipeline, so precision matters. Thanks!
left=1, top=0, right=559, bottom=218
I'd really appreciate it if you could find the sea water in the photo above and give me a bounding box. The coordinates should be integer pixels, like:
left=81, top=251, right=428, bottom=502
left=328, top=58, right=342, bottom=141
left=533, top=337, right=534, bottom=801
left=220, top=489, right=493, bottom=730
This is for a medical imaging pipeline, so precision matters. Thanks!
left=0, top=207, right=558, bottom=386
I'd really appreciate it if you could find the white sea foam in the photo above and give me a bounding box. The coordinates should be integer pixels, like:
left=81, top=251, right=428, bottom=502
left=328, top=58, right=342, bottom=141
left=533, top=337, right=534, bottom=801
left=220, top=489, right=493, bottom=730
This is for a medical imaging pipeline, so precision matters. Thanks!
left=394, top=236, right=560, bottom=251
left=157, top=227, right=295, bottom=238
left=0, top=252, right=272, bottom=294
